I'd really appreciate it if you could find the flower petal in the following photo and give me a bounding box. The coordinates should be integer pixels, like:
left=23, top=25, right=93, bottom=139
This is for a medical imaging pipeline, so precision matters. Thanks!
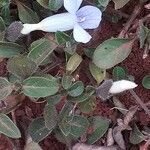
left=109, top=80, right=138, bottom=94
left=64, top=0, right=83, bottom=14
left=76, top=5, right=102, bottom=29
left=73, top=24, right=92, bottom=43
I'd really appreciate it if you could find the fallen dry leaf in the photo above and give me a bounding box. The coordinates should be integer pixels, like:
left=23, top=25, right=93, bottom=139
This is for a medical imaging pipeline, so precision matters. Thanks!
left=107, top=128, right=114, bottom=146
left=123, top=106, right=138, bottom=126
left=113, top=126, right=126, bottom=150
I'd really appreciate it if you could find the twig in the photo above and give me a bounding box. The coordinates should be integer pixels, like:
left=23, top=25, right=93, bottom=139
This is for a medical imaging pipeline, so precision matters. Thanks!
left=143, top=43, right=150, bottom=59
left=11, top=111, right=21, bottom=150
left=108, top=9, right=129, bottom=19
left=130, top=14, right=150, bottom=33
left=129, top=90, right=150, bottom=117
left=118, top=4, right=142, bottom=38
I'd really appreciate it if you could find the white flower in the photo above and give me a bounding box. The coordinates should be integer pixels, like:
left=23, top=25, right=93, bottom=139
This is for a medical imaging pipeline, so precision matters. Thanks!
left=21, top=0, right=102, bottom=43
left=109, top=80, right=138, bottom=94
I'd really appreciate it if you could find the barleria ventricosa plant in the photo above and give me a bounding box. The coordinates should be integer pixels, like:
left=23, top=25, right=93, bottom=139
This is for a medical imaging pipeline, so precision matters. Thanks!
left=0, top=0, right=150, bottom=149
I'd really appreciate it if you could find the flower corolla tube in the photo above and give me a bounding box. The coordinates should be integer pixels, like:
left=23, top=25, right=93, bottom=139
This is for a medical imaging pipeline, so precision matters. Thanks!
left=21, top=0, right=102, bottom=43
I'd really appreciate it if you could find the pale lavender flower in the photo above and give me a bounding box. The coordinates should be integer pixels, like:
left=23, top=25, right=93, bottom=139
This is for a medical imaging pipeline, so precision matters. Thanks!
left=21, top=0, right=102, bottom=43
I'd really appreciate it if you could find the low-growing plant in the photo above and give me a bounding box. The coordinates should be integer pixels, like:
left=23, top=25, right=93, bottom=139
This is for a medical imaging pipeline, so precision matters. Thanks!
left=0, top=0, right=149, bottom=149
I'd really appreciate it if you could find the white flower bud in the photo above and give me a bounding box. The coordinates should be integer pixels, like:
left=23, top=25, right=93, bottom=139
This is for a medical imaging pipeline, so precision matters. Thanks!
left=109, top=80, right=138, bottom=94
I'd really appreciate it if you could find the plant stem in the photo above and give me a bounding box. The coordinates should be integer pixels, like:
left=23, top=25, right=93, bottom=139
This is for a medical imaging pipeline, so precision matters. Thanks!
left=118, top=4, right=142, bottom=38
left=129, top=90, right=150, bottom=117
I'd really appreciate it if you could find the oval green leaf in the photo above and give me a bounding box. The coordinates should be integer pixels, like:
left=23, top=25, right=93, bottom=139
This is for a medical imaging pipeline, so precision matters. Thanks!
left=46, top=94, right=61, bottom=105
left=69, top=115, right=89, bottom=138
left=0, top=16, right=6, bottom=31
left=66, top=53, right=82, bottom=73
left=0, top=77, right=12, bottom=100
left=44, top=104, right=58, bottom=130
left=87, top=116, right=110, bottom=144
left=130, top=124, right=146, bottom=144
left=98, top=0, right=110, bottom=7
left=142, top=75, right=150, bottom=89
left=113, top=66, right=126, bottom=80
left=61, top=75, right=73, bottom=90
left=0, top=42, right=23, bottom=58
left=93, top=38, right=133, bottom=69
left=68, top=81, right=84, bottom=97
left=23, top=76, right=59, bottom=98
left=89, top=62, right=106, bottom=84
left=7, top=55, right=37, bottom=79
left=55, top=31, right=71, bottom=45
left=78, top=96, right=96, bottom=114
left=28, top=117, right=52, bottom=143
left=68, top=94, right=89, bottom=103
left=17, top=2, right=39, bottom=23
left=59, top=115, right=89, bottom=138
left=0, top=113, right=21, bottom=138
left=48, top=0, right=63, bottom=11
left=28, top=38, right=57, bottom=66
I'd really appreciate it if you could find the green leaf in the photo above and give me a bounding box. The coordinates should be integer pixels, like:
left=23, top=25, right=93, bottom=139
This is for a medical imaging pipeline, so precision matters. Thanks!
left=64, top=42, right=77, bottom=55
left=0, top=31, right=5, bottom=41
left=0, top=77, right=12, bottom=100
left=0, top=113, right=21, bottom=138
left=46, top=94, right=61, bottom=105
left=69, top=115, right=89, bottom=138
left=36, top=0, right=49, bottom=9
left=0, top=17, right=6, bottom=31
left=66, top=53, right=82, bottom=73
left=98, top=0, right=110, bottom=7
left=28, top=38, right=56, bottom=66
left=93, top=38, right=133, bottom=69
left=85, top=85, right=95, bottom=96
left=44, top=104, right=58, bottom=130
left=0, top=0, right=9, bottom=8
left=7, top=55, right=37, bottom=79
left=55, top=31, right=71, bottom=45
left=1, top=4, right=12, bottom=25
left=142, top=75, right=150, bottom=89
left=36, top=0, right=63, bottom=11
left=89, top=63, right=106, bottom=84
left=0, top=42, right=23, bottom=58
left=68, top=94, right=89, bottom=103
left=59, top=115, right=89, bottom=138
left=23, top=76, right=59, bottom=98
left=113, top=66, right=126, bottom=80
left=112, top=0, right=131, bottom=9
left=17, top=2, right=39, bottom=23
left=87, top=116, right=110, bottom=144
left=28, top=117, right=52, bottom=143
left=54, top=128, right=68, bottom=144
left=138, top=22, right=149, bottom=48
left=0, top=17, right=6, bottom=41
left=68, top=81, right=84, bottom=97
left=78, top=96, right=96, bottom=114
left=48, top=0, right=63, bottom=11
left=59, top=115, right=72, bottom=136
left=59, top=102, right=74, bottom=121
left=58, top=102, right=74, bottom=135
left=130, top=124, right=146, bottom=144
left=84, top=48, right=94, bottom=59
left=9, top=74, right=22, bottom=84
left=61, top=75, right=73, bottom=90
